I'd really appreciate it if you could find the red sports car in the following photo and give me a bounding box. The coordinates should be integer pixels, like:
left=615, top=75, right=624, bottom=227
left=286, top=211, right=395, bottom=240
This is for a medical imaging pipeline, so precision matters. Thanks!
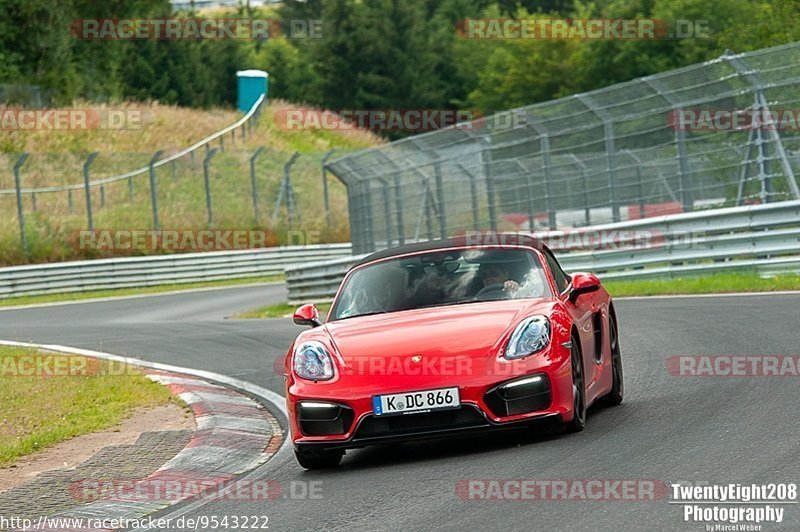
left=284, top=234, right=623, bottom=469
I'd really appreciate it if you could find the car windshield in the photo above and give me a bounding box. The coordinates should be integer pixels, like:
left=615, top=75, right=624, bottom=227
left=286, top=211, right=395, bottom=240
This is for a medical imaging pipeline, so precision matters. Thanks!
left=329, top=248, right=550, bottom=321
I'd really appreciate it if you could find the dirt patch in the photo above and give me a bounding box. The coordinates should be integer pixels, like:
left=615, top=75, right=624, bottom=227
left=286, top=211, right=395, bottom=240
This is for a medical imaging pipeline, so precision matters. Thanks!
left=0, top=402, right=194, bottom=493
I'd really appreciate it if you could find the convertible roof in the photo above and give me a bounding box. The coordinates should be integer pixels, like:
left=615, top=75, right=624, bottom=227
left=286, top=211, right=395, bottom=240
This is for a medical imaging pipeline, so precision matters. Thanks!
left=354, top=233, right=549, bottom=267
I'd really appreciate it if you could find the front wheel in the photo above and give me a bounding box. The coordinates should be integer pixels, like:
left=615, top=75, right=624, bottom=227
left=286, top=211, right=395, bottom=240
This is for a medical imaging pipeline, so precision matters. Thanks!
left=564, top=334, right=586, bottom=433
left=294, top=448, right=344, bottom=470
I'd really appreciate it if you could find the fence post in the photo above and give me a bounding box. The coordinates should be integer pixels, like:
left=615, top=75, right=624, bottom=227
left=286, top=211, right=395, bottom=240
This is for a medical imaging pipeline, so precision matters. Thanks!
left=31, top=192, right=37, bottom=212
left=481, top=140, right=498, bottom=231
left=724, top=51, right=800, bottom=201
left=735, top=120, right=758, bottom=205
left=171, top=159, right=177, bottom=181
left=434, top=162, right=447, bottom=238
left=373, top=152, right=405, bottom=246
left=394, top=175, right=405, bottom=245
left=379, top=179, right=393, bottom=247
left=271, top=174, right=286, bottom=226
left=13, top=153, right=30, bottom=256
left=148, top=150, right=163, bottom=230
left=527, top=118, right=557, bottom=230
left=286, top=153, right=300, bottom=228
left=68, top=189, right=73, bottom=212
left=577, top=93, right=619, bottom=223
left=644, top=76, right=693, bottom=213
left=83, top=152, right=99, bottom=231
left=100, top=185, right=105, bottom=208
left=361, top=182, right=375, bottom=251
left=513, top=159, right=537, bottom=231
left=272, top=152, right=300, bottom=227
left=345, top=183, right=362, bottom=253
left=568, top=155, right=591, bottom=226
left=624, top=150, right=646, bottom=217
left=249, top=146, right=265, bottom=224
left=321, top=149, right=335, bottom=223
left=456, top=162, right=480, bottom=229
left=203, top=148, right=219, bottom=225
left=424, top=185, right=435, bottom=240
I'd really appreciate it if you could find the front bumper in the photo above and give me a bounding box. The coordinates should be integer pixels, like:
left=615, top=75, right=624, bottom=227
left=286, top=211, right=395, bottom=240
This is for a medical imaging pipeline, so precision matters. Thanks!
left=296, top=405, right=562, bottom=450
left=287, top=349, right=573, bottom=451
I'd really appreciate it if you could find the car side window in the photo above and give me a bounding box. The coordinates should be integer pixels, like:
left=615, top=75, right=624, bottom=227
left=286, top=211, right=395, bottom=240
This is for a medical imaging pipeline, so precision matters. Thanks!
left=544, top=250, right=569, bottom=294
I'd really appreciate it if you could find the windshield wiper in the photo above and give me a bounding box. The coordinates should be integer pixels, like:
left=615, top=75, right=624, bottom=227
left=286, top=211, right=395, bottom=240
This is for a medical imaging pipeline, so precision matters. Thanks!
left=335, top=310, right=389, bottom=321
left=415, top=299, right=484, bottom=309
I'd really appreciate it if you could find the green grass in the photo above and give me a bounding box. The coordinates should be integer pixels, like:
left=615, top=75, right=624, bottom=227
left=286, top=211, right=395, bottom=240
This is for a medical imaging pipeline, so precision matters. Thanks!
left=603, top=271, right=800, bottom=297
left=0, top=346, right=179, bottom=466
left=0, top=274, right=283, bottom=308
left=234, top=301, right=332, bottom=319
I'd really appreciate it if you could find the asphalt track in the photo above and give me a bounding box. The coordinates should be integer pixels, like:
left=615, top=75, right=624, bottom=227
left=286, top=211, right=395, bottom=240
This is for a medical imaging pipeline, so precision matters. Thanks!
left=1, top=286, right=798, bottom=531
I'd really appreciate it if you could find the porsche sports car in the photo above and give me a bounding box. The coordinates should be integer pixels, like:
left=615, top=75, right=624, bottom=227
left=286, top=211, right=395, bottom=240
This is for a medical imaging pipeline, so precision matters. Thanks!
left=284, top=234, right=623, bottom=469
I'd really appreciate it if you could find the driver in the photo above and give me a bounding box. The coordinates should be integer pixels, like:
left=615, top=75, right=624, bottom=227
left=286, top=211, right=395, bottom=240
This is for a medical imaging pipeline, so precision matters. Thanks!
left=478, top=263, right=519, bottom=294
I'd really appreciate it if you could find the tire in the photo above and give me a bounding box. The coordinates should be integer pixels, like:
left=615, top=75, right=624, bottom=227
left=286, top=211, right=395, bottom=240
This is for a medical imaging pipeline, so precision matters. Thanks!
left=601, top=316, right=624, bottom=406
left=294, top=448, right=344, bottom=470
left=564, top=333, right=586, bottom=433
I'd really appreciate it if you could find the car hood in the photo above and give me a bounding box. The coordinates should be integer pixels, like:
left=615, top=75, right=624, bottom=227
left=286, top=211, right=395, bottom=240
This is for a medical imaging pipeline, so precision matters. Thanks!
left=322, top=299, right=556, bottom=371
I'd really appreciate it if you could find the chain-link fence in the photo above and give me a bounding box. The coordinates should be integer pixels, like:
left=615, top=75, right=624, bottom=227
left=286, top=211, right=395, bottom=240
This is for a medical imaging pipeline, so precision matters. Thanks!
left=328, top=42, right=800, bottom=254
left=0, top=147, right=350, bottom=264
left=0, top=94, right=362, bottom=264
left=0, top=84, right=51, bottom=108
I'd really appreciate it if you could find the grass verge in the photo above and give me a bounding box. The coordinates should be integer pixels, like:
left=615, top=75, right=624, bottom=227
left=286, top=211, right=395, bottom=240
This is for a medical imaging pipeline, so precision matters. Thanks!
left=0, top=346, right=179, bottom=466
left=603, top=271, right=800, bottom=297
left=234, top=301, right=332, bottom=319
left=0, top=274, right=284, bottom=309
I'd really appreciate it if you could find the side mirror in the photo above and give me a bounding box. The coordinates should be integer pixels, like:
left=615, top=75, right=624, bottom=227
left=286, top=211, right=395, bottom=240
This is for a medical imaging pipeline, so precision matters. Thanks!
left=568, top=272, right=601, bottom=302
left=293, top=303, right=322, bottom=327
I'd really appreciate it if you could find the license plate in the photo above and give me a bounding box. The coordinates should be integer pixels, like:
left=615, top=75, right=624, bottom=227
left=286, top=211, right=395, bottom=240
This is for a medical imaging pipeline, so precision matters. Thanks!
left=372, top=387, right=460, bottom=417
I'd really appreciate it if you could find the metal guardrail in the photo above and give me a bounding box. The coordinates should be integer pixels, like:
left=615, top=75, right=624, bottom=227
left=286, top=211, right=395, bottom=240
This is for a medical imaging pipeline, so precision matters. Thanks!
left=0, top=243, right=351, bottom=298
left=285, top=201, right=800, bottom=303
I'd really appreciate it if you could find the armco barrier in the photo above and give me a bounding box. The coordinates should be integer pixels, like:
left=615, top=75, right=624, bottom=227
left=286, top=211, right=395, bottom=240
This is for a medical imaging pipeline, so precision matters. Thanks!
left=0, top=244, right=352, bottom=299
left=285, top=201, right=800, bottom=303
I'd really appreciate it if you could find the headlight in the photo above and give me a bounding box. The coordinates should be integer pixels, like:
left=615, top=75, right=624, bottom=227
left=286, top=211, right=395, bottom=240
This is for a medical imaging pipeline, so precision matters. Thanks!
left=293, top=341, right=335, bottom=381
left=504, top=316, right=551, bottom=360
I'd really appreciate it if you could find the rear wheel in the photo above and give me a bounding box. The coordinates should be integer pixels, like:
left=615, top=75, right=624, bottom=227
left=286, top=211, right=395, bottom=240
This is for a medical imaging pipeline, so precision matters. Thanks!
left=564, top=334, right=586, bottom=433
left=602, top=316, right=624, bottom=406
left=294, top=448, right=344, bottom=470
